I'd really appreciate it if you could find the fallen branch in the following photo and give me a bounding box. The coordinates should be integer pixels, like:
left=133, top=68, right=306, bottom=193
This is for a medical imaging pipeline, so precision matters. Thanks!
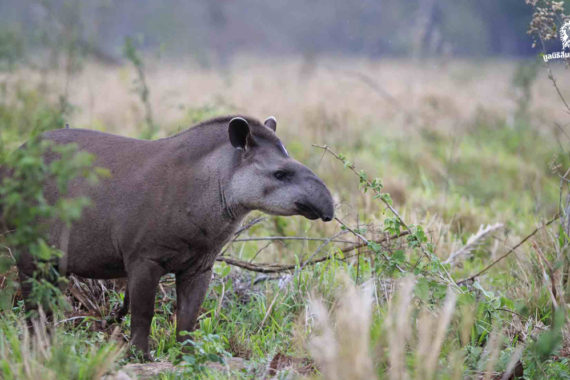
left=457, top=215, right=559, bottom=285
left=216, top=231, right=409, bottom=274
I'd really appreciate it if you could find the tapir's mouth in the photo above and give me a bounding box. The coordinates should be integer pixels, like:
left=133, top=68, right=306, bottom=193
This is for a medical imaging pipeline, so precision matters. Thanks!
left=295, top=201, right=322, bottom=220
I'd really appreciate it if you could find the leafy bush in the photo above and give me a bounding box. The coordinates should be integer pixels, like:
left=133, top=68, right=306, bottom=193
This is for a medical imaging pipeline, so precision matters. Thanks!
left=0, top=86, right=105, bottom=313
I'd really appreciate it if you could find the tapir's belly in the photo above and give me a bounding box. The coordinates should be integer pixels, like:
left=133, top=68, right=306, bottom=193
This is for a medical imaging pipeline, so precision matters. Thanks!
left=67, top=250, right=127, bottom=279
left=63, top=226, right=127, bottom=279
left=67, top=253, right=126, bottom=279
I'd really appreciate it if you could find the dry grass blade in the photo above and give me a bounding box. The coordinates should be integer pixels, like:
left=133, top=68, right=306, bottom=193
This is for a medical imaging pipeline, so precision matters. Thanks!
left=501, top=345, right=524, bottom=380
left=443, top=223, right=503, bottom=265
left=308, top=273, right=375, bottom=380
left=532, top=240, right=562, bottom=312
left=482, top=330, right=502, bottom=380
left=457, top=214, right=559, bottom=284
left=0, top=309, right=123, bottom=380
left=386, top=277, right=415, bottom=380
left=419, top=289, right=457, bottom=379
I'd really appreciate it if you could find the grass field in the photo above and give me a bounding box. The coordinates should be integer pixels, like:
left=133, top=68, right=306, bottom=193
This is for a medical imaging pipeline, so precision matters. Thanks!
left=1, top=56, right=569, bottom=379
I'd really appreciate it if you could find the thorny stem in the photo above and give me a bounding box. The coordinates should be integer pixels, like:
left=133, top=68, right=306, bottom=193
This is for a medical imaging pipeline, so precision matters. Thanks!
left=313, top=144, right=431, bottom=260
left=547, top=69, right=570, bottom=114
left=334, top=217, right=369, bottom=245
left=313, top=144, right=458, bottom=287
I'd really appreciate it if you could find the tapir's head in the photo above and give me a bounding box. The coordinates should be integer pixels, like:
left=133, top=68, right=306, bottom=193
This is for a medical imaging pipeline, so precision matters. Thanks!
left=226, top=116, right=334, bottom=222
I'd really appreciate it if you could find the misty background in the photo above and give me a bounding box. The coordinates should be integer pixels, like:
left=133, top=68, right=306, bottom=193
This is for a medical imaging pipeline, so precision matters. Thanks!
left=0, top=0, right=540, bottom=66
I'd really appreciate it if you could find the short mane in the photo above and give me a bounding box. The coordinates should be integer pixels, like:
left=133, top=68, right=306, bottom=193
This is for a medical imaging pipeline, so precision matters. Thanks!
left=165, top=115, right=277, bottom=143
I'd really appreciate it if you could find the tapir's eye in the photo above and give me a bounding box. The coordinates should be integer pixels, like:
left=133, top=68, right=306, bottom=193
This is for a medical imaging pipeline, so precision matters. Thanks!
left=274, top=170, right=289, bottom=181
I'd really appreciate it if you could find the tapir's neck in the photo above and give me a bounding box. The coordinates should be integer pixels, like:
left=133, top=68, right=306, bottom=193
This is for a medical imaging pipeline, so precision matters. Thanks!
left=155, top=130, right=249, bottom=244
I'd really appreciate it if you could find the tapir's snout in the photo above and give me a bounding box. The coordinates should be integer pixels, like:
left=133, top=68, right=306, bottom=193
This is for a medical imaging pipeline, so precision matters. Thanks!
left=316, top=192, right=335, bottom=222
left=295, top=174, right=335, bottom=222
left=320, top=195, right=335, bottom=222
left=295, top=201, right=333, bottom=221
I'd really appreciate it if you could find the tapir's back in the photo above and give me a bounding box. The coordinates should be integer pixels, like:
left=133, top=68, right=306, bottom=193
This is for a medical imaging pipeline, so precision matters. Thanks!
left=43, top=128, right=153, bottom=172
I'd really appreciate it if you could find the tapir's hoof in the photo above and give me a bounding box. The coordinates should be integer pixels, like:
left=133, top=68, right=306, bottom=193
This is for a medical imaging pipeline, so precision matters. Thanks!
left=142, top=352, right=155, bottom=362
left=128, top=345, right=155, bottom=362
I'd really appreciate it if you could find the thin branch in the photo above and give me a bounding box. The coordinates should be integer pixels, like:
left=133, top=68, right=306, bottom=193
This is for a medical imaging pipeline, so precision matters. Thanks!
left=233, top=236, right=356, bottom=243
left=532, top=240, right=560, bottom=311
left=538, top=36, right=570, bottom=114
left=546, top=67, right=570, bottom=114
left=457, top=215, right=559, bottom=285
left=55, top=315, right=102, bottom=326
left=334, top=217, right=369, bottom=244
left=249, top=242, right=272, bottom=263
left=554, top=122, right=570, bottom=143
left=219, top=217, right=266, bottom=256
left=297, top=231, right=348, bottom=272
left=233, top=217, right=266, bottom=236
left=216, top=231, right=409, bottom=274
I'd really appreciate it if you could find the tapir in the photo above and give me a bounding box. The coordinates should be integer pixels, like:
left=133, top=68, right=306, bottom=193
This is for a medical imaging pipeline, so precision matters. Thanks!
left=7, top=115, right=334, bottom=359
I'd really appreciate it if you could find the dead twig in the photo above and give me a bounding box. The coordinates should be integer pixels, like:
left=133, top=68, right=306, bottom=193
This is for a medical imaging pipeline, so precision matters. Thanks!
left=233, top=236, right=355, bottom=243
left=216, top=231, right=409, bottom=274
left=55, top=315, right=103, bottom=326
left=249, top=242, right=272, bottom=263
left=219, top=217, right=266, bottom=256
left=233, top=217, right=266, bottom=236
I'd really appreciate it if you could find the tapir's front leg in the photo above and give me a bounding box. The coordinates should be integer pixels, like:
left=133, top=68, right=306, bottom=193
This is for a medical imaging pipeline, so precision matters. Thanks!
left=175, top=268, right=212, bottom=341
left=128, top=260, right=164, bottom=360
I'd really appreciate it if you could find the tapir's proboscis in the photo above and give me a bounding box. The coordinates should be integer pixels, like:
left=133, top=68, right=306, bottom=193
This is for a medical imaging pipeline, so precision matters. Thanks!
left=5, top=116, right=334, bottom=360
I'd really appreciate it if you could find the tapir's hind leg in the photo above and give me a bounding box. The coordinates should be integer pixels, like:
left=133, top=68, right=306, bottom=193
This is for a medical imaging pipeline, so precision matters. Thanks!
left=127, top=260, right=164, bottom=361
left=17, top=268, right=35, bottom=315
left=15, top=250, right=42, bottom=319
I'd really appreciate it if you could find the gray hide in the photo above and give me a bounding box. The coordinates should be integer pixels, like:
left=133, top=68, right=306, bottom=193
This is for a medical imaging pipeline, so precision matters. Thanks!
left=10, top=115, right=334, bottom=359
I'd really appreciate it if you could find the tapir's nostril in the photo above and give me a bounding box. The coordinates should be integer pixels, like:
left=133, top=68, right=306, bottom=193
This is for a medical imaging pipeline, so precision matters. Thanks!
left=321, top=215, right=333, bottom=222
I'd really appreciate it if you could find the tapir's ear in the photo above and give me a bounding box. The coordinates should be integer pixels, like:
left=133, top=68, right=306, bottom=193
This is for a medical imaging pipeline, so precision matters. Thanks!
left=228, top=117, right=251, bottom=150
left=264, top=116, right=277, bottom=132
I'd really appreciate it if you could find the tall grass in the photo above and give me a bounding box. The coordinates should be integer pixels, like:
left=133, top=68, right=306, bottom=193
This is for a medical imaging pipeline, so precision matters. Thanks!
left=0, top=310, right=122, bottom=380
